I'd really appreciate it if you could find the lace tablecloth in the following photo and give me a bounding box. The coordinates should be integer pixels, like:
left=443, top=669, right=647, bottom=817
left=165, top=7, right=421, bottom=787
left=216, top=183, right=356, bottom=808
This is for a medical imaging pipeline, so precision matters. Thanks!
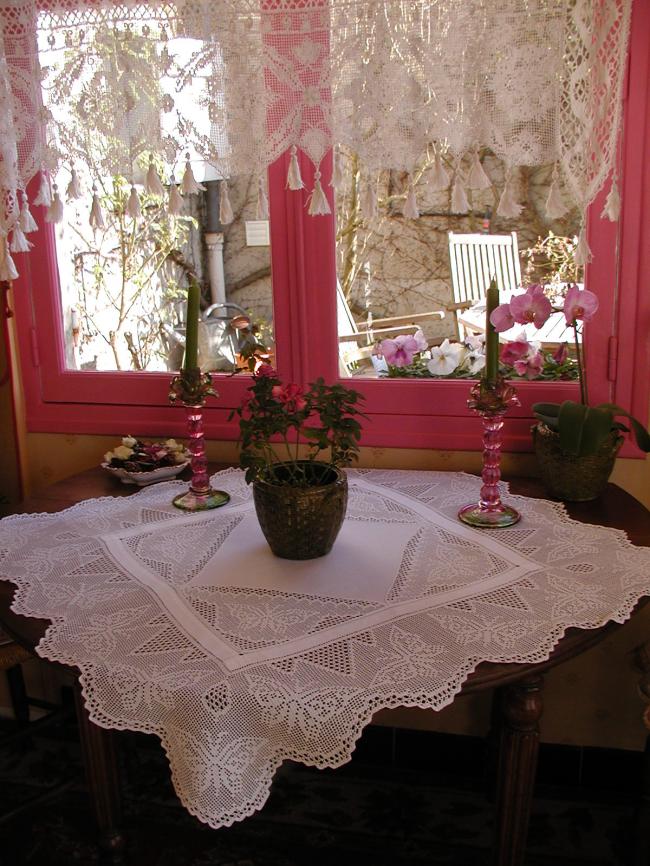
left=1, top=468, right=649, bottom=828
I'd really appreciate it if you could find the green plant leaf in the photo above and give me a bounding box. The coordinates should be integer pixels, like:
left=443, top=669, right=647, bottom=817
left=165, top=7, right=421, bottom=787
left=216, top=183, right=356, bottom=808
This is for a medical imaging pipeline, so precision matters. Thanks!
left=597, top=404, right=650, bottom=452
left=557, top=401, right=588, bottom=455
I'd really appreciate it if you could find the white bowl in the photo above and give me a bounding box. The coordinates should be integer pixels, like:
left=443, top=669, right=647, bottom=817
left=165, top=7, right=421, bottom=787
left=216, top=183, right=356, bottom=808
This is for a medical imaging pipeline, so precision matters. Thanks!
left=101, top=461, right=190, bottom=486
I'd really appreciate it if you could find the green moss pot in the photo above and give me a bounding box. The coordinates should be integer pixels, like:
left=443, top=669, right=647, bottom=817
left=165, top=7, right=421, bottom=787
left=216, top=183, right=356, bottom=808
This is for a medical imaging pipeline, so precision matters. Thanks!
left=253, top=461, right=348, bottom=559
left=532, top=423, right=624, bottom=502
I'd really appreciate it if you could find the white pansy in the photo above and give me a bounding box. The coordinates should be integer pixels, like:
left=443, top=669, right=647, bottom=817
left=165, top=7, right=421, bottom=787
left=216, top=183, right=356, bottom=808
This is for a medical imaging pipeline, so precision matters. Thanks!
left=427, top=339, right=464, bottom=376
left=468, top=353, right=486, bottom=374
left=122, top=435, right=137, bottom=448
left=103, top=451, right=114, bottom=463
left=113, top=445, right=134, bottom=461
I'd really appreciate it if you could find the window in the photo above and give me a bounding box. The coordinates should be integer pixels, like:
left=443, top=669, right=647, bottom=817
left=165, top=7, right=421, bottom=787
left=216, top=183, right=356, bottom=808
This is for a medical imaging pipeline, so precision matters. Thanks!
left=10, top=1, right=650, bottom=456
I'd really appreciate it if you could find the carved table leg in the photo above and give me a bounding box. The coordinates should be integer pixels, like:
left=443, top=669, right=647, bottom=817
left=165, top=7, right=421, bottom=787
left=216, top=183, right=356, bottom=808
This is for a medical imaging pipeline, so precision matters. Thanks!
left=492, top=673, right=544, bottom=866
left=73, top=681, right=126, bottom=863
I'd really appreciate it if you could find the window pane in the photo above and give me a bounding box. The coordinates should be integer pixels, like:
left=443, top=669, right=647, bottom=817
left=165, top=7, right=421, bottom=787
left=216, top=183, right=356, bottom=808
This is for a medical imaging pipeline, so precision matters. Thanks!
left=335, top=148, right=582, bottom=382
left=54, top=169, right=273, bottom=374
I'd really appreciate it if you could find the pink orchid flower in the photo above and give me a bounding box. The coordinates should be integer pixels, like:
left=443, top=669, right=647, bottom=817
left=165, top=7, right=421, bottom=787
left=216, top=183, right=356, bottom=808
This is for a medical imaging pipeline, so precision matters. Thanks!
left=490, top=303, right=515, bottom=333
left=271, top=383, right=307, bottom=412
left=563, top=285, right=599, bottom=325
left=509, top=290, right=552, bottom=328
left=500, top=337, right=532, bottom=366
left=375, top=334, right=421, bottom=367
left=514, top=351, right=544, bottom=379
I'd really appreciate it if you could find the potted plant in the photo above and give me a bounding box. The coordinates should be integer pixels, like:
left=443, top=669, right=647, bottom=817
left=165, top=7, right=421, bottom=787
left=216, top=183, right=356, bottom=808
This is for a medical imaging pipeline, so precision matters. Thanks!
left=491, top=285, right=650, bottom=500
left=229, top=365, right=366, bottom=559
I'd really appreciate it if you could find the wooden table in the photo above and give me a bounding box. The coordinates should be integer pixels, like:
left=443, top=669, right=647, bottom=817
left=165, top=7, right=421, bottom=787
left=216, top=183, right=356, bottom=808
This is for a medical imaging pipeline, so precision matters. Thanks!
left=1, top=466, right=649, bottom=866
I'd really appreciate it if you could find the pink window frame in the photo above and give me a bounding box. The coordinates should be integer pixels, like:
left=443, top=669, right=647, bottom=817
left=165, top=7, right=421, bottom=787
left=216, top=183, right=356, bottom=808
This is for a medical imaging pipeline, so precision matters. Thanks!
left=10, top=0, right=650, bottom=457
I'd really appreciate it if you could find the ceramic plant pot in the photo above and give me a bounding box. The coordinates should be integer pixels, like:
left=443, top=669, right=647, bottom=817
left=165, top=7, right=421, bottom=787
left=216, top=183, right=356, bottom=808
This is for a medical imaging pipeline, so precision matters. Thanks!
left=253, top=461, right=348, bottom=559
left=532, top=423, right=624, bottom=502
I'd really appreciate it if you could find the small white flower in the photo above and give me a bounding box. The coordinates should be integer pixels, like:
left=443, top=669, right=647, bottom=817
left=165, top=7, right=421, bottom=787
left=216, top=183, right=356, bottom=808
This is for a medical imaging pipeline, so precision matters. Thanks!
left=122, top=435, right=137, bottom=448
left=113, top=445, right=134, bottom=461
left=427, top=339, right=464, bottom=376
left=467, top=353, right=486, bottom=374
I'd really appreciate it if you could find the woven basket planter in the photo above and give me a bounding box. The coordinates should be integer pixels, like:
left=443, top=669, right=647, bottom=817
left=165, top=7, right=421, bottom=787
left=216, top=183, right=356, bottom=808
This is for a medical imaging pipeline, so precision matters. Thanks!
left=253, top=461, right=348, bottom=560
left=532, top=423, right=624, bottom=502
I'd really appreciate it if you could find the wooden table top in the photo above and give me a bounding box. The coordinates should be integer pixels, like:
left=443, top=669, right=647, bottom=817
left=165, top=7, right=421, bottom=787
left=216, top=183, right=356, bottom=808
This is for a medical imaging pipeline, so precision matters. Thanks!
left=1, top=466, right=649, bottom=693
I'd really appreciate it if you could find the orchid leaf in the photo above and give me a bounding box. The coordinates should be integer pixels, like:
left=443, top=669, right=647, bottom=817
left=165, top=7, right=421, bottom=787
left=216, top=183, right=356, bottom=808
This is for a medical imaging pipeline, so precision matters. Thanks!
left=597, top=404, right=650, bottom=452
left=532, top=402, right=560, bottom=431
left=557, top=401, right=613, bottom=457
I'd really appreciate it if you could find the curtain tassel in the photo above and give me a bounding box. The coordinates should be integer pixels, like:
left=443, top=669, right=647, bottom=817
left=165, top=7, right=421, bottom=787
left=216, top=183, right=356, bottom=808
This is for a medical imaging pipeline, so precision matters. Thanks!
left=89, top=185, right=106, bottom=230
left=361, top=177, right=377, bottom=219
left=33, top=171, right=52, bottom=208
left=256, top=176, right=269, bottom=220
left=330, top=147, right=344, bottom=190
left=219, top=180, right=234, bottom=224
left=545, top=166, right=568, bottom=219
left=430, top=152, right=450, bottom=191
left=145, top=160, right=165, bottom=197
left=497, top=170, right=523, bottom=218
left=66, top=168, right=82, bottom=201
left=19, top=193, right=38, bottom=234
left=168, top=180, right=184, bottom=215
left=181, top=154, right=205, bottom=195
left=0, top=234, right=19, bottom=281
left=402, top=178, right=419, bottom=219
left=573, top=224, right=592, bottom=266
left=10, top=224, right=32, bottom=253
left=45, top=184, right=64, bottom=223
left=601, top=174, right=620, bottom=222
left=127, top=185, right=141, bottom=219
left=467, top=148, right=491, bottom=190
left=307, top=170, right=331, bottom=215
left=286, top=145, right=304, bottom=190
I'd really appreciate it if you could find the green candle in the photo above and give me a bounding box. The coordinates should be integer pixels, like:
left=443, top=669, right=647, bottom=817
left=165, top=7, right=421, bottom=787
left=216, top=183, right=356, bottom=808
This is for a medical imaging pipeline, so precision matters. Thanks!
left=184, top=281, right=200, bottom=371
left=484, top=279, right=499, bottom=383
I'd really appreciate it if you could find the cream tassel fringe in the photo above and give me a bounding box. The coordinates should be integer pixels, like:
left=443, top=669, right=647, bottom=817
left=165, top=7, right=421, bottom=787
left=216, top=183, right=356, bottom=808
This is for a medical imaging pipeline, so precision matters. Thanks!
left=330, top=148, right=344, bottom=190
left=467, top=149, right=491, bottom=189
left=66, top=168, right=82, bottom=201
left=127, top=186, right=141, bottom=219
left=361, top=178, right=377, bottom=219
left=497, top=170, right=523, bottom=218
left=601, top=175, right=621, bottom=221
left=10, top=224, right=32, bottom=253
left=573, top=224, right=592, bottom=266
left=286, top=145, right=304, bottom=190
left=307, top=169, right=331, bottom=215
left=256, top=176, right=269, bottom=220
left=45, top=184, right=64, bottom=223
left=451, top=163, right=469, bottom=214
left=19, top=194, right=38, bottom=234
left=181, top=154, right=205, bottom=195
left=402, top=177, right=419, bottom=219
left=0, top=234, right=19, bottom=280
left=89, top=186, right=106, bottom=230
left=168, top=181, right=184, bottom=215
left=430, top=152, right=450, bottom=191
left=33, top=172, right=52, bottom=208
left=545, top=166, right=568, bottom=219
left=145, top=160, right=165, bottom=197
left=219, top=180, right=234, bottom=224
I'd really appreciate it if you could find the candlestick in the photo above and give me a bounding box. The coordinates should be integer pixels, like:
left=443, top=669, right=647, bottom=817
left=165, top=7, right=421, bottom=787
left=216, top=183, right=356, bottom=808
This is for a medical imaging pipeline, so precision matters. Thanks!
left=184, top=280, right=200, bottom=371
left=484, top=279, right=499, bottom=383
left=169, top=367, right=230, bottom=511
left=458, top=377, right=521, bottom=528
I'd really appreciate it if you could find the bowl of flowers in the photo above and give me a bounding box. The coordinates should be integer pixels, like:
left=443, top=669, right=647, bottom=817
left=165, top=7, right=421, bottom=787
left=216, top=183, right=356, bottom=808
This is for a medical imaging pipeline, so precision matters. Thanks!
left=102, top=437, right=191, bottom=486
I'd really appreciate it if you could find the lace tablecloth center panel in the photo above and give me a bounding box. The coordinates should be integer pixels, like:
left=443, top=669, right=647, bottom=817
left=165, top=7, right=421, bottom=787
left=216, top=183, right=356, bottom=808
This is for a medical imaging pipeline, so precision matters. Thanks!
left=1, top=468, right=649, bottom=829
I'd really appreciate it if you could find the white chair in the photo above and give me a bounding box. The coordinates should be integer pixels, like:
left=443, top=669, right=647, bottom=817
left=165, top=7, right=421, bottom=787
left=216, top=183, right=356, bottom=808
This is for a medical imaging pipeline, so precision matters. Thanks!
left=447, top=232, right=522, bottom=337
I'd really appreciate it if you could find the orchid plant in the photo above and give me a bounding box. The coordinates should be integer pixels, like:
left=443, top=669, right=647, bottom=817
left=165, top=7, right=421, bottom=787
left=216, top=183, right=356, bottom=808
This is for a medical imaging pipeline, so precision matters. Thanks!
left=490, top=285, right=650, bottom=457
left=229, top=365, right=366, bottom=485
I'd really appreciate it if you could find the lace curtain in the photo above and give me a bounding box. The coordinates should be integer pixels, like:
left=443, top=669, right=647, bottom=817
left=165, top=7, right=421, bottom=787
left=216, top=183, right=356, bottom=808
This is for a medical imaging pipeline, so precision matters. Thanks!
left=0, top=0, right=632, bottom=279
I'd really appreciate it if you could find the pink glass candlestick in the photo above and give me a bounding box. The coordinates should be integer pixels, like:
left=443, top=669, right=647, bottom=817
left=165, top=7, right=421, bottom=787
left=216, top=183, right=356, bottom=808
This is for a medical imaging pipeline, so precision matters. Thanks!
left=169, top=368, right=229, bottom=512
left=458, top=378, right=521, bottom=528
